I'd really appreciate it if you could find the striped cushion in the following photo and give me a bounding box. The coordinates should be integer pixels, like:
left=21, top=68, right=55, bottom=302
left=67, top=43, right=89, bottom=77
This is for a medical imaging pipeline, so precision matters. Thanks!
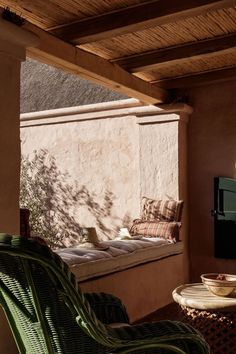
left=130, top=220, right=181, bottom=242
left=141, top=197, right=183, bottom=222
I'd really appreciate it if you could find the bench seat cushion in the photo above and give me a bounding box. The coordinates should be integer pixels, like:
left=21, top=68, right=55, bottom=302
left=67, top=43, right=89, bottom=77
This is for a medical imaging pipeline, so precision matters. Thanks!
left=56, top=238, right=183, bottom=281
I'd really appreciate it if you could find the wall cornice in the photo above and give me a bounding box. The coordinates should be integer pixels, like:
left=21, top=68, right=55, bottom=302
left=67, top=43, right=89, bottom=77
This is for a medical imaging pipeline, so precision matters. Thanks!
left=20, top=99, right=193, bottom=127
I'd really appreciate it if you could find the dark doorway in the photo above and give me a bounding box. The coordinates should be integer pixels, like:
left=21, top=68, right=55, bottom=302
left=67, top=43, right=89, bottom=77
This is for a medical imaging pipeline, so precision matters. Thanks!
left=213, top=177, right=236, bottom=258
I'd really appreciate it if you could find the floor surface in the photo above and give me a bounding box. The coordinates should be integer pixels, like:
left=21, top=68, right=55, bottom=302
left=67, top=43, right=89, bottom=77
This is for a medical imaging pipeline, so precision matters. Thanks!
left=135, top=302, right=182, bottom=324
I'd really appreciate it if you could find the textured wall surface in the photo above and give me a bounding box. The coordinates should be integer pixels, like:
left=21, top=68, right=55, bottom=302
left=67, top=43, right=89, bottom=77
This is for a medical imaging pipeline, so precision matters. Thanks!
left=80, top=253, right=185, bottom=322
left=21, top=59, right=126, bottom=113
left=140, top=120, right=179, bottom=200
left=188, top=80, right=236, bottom=281
left=20, top=103, right=188, bottom=246
left=21, top=113, right=140, bottom=243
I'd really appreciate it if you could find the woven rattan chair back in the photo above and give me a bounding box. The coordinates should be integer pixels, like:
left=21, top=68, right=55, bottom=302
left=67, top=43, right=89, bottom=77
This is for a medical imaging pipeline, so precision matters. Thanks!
left=0, top=234, right=113, bottom=354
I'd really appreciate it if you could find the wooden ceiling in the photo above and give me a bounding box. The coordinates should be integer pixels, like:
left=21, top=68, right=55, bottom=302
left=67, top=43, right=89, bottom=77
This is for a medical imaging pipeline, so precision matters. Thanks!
left=0, top=0, right=236, bottom=104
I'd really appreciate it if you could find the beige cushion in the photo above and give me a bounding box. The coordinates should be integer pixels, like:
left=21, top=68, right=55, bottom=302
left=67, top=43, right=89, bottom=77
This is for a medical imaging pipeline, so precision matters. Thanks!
left=141, top=197, right=183, bottom=222
left=58, top=239, right=183, bottom=281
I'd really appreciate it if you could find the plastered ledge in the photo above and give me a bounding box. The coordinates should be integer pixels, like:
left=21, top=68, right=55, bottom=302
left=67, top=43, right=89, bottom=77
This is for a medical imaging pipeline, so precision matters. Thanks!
left=20, top=99, right=193, bottom=127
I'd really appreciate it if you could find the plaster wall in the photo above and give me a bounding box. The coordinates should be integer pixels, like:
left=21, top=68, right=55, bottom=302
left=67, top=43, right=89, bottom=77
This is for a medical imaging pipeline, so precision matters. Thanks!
left=21, top=117, right=139, bottom=242
left=21, top=110, right=140, bottom=243
left=188, top=80, right=236, bottom=281
left=139, top=115, right=189, bottom=249
left=21, top=102, right=189, bottom=246
left=140, top=120, right=179, bottom=200
left=80, top=253, right=185, bottom=322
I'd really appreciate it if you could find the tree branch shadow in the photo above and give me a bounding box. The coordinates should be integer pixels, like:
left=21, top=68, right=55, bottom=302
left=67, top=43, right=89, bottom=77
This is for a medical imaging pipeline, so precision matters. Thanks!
left=20, top=149, right=132, bottom=248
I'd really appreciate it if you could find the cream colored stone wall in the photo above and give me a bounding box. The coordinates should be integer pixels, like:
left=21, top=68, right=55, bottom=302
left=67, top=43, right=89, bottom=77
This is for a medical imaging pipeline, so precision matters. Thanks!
left=21, top=108, right=140, bottom=243
left=139, top=119, right=179, bottom=200
left=21, top=101, right=190, bottom=246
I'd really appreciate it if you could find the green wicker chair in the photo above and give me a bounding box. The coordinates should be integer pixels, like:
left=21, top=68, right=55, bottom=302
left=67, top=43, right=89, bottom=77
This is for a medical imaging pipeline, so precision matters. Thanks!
left=0, top=234, right=209, bottom=354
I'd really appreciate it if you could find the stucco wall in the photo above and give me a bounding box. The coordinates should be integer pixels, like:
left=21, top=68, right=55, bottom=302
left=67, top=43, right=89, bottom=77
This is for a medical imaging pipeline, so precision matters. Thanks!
left=140, top=120, right=179, bottom=200
left=21, top=108, right=140, bottom=243
left=20, top=101, right=189, bottom=247
left=188, top=80, right=236, bottom=281
left=80, top=253, right=185, bottom=322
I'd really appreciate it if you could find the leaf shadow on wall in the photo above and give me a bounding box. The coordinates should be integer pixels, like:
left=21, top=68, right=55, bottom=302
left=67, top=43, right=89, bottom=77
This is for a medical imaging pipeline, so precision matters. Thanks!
left=20, top=149, right=132, bottom=248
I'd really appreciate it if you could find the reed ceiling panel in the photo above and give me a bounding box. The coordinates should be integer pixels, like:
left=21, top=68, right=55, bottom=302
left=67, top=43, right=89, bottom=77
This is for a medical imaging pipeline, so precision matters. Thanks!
left=0, top=0, right=145, bottom=28
left=79, top=7, right=236, bottom=59
left=134, top=50, right=236, bottom=81
left=0, top=0, right=236, bottom=90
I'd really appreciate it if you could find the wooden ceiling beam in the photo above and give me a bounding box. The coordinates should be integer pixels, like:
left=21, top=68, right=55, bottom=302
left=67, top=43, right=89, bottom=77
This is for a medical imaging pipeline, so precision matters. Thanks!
left=152, top=66, right=236, bottom=89
left=48, top=0, right=236, bottom=44
left=112, top=32, right=236, bottom=72
left=20, top=20, right=168, bottom=104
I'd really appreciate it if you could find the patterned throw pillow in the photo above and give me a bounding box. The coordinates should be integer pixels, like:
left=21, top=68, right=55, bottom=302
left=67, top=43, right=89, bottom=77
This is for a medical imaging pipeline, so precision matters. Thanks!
left=141, top=197, right=183, bottom=222
left=129, top=219, right=181, bottom=243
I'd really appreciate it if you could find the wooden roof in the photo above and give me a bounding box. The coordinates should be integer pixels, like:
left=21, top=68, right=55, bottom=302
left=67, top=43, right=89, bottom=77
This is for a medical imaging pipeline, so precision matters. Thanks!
left=0, top=0, right=236, bottom=104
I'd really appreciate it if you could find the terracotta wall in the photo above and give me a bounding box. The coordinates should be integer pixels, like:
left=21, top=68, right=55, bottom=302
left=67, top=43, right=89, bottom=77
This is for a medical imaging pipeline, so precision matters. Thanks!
left=0, top=57, right=21, bottom=236
left=0, top=55, right=21, bottom=354
left=188, top=80, right=236, bottom=281
left=0, top=39, right=22, bottom=354
left=0, top=18, right=39, bottom=354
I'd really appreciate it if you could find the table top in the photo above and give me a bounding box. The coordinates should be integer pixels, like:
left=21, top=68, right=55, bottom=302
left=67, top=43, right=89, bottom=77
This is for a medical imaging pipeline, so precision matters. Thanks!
left=172, top=283, right=236, bottom=311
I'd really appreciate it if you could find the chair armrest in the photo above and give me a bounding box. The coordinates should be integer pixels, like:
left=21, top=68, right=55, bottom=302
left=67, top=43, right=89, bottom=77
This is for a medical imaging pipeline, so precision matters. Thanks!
left=109, top=320, right=210, bottom=353
left=84, top=292, right=130, bottom=324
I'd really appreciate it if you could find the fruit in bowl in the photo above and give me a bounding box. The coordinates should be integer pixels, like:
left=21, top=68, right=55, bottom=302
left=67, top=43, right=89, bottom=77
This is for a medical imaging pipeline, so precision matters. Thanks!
left=201, top=273, right=236, bottom=297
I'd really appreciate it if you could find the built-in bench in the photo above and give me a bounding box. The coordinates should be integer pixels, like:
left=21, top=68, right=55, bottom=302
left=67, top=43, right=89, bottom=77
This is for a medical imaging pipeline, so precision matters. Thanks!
left=21, top=196, right=186, bottom=321
left=56, top=237, right=185, bottom=322
left=56, top=237, right=183, bottom=282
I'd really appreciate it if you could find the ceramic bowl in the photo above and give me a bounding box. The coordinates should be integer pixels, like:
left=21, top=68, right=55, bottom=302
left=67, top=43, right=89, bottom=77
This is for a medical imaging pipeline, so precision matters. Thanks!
left=201, top=273, right=236, bottom=297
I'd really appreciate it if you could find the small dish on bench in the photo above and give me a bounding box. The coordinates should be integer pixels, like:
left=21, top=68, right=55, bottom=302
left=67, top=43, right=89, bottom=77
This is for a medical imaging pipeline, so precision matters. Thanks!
left=201, top=273, right=236, bottom=297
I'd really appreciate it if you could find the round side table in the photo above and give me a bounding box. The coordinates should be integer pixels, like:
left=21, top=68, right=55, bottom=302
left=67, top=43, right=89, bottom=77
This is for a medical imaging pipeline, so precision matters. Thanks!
left=173, top=283, right=236, bottom=354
